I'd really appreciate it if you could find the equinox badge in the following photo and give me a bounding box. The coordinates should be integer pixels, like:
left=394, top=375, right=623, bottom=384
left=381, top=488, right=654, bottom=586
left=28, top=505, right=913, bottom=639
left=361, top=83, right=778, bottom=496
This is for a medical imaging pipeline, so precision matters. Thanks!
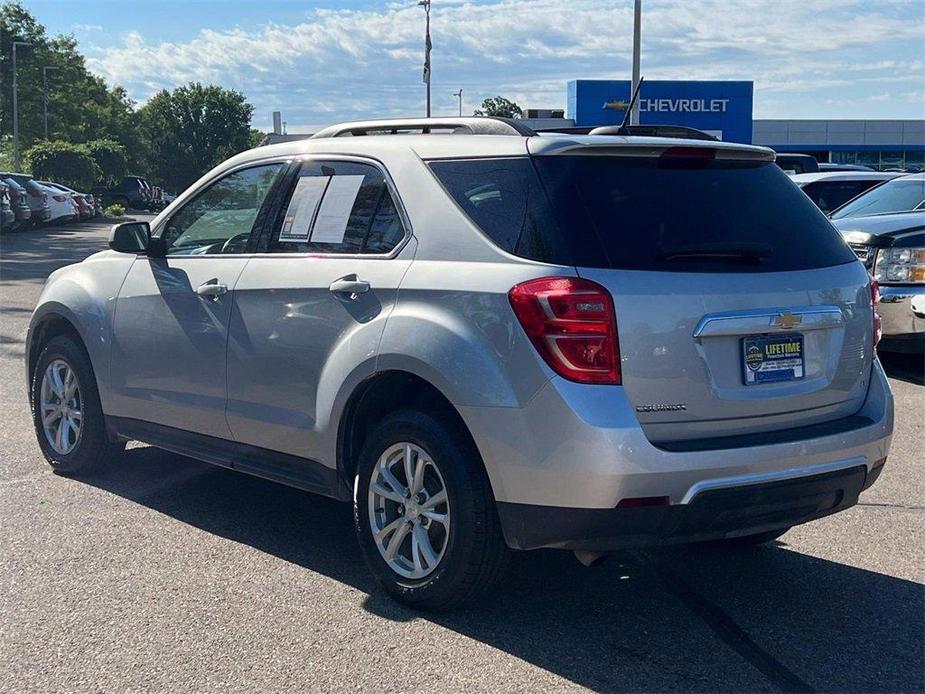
left=636, top=403, right=687, bottom=413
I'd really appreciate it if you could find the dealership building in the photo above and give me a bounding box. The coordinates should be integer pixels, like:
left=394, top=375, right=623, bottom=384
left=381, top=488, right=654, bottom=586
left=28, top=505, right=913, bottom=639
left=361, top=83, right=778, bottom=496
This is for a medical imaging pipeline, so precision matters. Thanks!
left=547, top=79, right=924, bottom=170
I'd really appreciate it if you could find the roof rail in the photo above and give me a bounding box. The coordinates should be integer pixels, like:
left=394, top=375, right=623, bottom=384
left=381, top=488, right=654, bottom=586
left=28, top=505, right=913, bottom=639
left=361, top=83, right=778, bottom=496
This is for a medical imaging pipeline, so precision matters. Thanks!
left=310, top=117, right=536, bottom=138
left=589, top=124, right=719, bottom=141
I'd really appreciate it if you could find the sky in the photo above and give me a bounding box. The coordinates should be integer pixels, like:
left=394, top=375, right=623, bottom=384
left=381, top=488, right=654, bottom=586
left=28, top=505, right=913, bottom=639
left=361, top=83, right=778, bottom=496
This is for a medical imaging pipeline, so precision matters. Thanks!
left=27, top=0, right=925, bottom=133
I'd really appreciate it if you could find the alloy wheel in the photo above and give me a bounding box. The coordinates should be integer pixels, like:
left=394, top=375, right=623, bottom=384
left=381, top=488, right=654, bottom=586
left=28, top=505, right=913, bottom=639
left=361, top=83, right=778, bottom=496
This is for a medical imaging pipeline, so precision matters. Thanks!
left=368, top=442, right=450, bottom=579
left=40, top=359, right=82, bottom=455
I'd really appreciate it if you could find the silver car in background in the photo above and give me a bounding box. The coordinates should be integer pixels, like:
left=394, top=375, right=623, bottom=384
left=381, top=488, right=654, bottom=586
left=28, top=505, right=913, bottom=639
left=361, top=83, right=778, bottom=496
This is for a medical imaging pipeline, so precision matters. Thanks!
left=27, top=118, right=893, bottom=609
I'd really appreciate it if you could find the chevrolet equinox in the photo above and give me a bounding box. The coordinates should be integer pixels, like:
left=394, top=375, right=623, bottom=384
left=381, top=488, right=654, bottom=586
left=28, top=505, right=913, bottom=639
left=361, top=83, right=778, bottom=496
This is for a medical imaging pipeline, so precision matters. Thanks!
left=27, top=118, right=894, bottom=609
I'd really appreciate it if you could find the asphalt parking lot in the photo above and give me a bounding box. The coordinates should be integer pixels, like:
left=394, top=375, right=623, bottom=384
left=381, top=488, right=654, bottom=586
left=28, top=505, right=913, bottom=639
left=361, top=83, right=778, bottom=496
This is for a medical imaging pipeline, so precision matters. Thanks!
left=1, top=218, right=923, bottom=693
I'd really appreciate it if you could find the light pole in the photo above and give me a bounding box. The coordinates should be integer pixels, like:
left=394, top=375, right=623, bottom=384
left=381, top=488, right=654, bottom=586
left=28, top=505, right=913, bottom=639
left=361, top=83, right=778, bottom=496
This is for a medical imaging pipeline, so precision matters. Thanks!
left=630, top=0, right=641, bottom=125
left=453, top=89, right=462, bottom=117
left=43, top=66, right=58, bottom=140
left=12, top=41, right=33, bottom=171
left=419, top=0, right=432, bottom=117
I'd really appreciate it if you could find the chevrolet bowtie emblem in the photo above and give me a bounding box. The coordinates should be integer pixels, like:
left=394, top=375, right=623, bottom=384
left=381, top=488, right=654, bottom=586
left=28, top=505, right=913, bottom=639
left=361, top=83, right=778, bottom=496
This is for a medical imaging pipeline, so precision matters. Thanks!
left=773, top=312, right=802, bottom=330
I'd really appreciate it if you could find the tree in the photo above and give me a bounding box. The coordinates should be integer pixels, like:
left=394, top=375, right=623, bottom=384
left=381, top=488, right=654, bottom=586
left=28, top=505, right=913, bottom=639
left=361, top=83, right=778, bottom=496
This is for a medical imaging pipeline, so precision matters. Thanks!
left=0, top=2, right=143, bottom=161
left=85, top=138, right=128, bottom=183
left=473, top=96, right=523, bottom=119
left=137, top=83, right=256, bottom=192
left=25, top=140, right=100, bottom=190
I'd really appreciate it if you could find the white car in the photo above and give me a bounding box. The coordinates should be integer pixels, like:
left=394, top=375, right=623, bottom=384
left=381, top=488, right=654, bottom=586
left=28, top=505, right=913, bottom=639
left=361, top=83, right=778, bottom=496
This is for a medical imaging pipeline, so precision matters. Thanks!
left=30, top=181, right=78, bottom=224
left=790, top=172, right=902, bottom=214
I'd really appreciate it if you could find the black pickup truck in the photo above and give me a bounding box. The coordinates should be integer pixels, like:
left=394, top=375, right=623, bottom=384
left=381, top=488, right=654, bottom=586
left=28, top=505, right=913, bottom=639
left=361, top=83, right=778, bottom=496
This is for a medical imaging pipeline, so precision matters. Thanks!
left=91, top=176, right=153, bottom=210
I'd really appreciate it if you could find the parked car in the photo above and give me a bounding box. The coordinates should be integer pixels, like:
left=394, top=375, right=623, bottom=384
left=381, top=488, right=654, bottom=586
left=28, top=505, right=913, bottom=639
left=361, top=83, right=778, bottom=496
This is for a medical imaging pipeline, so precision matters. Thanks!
left=92, top=175, right=153, bottom=210
left=2, top=178, right=33, bottom=228
left=818, top=163, right=875, bottom=172
left=790, top=171, right=902, bottom=214
left=774, top=152, right=819, bottom=174
left=1, top=173, right=51, bottom=226
left=830, top=173, right=925, bottom=220
left=29, top=181, right=77, bottom=224
left=0, top=181, right=15, bottom=232
left=42, top=182, right=96, bottom=221
left=27, top=117, right=893, bottom=610
left=835, top=211, right=924, bottom=353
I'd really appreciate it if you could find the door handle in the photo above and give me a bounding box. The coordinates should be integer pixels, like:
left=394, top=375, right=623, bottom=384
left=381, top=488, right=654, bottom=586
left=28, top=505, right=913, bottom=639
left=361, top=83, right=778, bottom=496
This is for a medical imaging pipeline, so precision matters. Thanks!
left=196, top=279, right=228, bottom=301
left=328, top=274, right=370, bottom=300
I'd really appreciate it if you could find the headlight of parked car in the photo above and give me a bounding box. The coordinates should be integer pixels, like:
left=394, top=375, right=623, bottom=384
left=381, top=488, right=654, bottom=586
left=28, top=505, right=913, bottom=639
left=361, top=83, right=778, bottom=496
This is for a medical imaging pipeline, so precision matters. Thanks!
left=874, top=247, right=925, bottom=284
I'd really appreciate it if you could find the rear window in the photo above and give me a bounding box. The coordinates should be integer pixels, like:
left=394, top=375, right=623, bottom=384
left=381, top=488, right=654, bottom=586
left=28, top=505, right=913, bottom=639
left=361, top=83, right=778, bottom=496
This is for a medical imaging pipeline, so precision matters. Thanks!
left=430, top=156, right=856, bottom=272
left=830, top=178, right=925, bottom=219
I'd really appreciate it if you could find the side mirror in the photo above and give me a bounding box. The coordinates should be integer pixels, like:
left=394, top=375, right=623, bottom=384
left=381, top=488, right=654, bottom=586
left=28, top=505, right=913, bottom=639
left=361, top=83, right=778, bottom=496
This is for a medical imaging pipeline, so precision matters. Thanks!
left=108, top=222, right=149, bottom=254
left=108, top=221, right=165, bottom=256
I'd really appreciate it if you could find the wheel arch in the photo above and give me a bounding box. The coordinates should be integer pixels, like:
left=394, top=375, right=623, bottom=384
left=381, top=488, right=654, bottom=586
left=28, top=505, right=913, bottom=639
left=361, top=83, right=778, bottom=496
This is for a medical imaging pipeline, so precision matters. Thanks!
left=337, top=370, right=490, bottom=500
left=27, top=309, right=87, bottom=402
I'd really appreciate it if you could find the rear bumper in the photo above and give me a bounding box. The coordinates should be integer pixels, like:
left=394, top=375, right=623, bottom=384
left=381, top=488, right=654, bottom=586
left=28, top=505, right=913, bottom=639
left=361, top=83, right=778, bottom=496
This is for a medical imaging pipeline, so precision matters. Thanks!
left=461, top=359, right=893, bottom=549
left=498, top=461, right=883, bottom=550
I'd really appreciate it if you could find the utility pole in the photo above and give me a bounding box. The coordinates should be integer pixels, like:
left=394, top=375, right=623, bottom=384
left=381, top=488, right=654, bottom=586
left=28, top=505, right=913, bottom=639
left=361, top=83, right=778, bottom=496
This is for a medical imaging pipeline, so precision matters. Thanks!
left=43, top=66, right=58, bottom=140
left=630, top=0, right=642, bottom=125
left=453, top=89, right=462, bottom=117
left=12, top=41, right=32, bottom=171
left=419, top=0, right=432, bottom=117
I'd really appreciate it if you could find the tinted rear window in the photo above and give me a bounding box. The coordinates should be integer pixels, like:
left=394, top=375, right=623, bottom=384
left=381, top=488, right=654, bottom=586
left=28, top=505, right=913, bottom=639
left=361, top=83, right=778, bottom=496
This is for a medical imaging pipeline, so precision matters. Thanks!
left=431, top=156, right=857, bottom=272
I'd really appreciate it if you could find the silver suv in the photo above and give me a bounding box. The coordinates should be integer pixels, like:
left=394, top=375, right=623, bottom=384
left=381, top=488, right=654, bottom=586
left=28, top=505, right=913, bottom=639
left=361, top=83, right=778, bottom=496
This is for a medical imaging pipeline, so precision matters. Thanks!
left=27, top=118, right=894, bottom=609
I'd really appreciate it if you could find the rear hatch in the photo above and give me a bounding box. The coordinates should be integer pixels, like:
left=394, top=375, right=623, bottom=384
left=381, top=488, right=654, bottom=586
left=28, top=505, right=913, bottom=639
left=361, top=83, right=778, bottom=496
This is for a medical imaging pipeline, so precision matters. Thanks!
left=530, top=141, right=873, bottom=444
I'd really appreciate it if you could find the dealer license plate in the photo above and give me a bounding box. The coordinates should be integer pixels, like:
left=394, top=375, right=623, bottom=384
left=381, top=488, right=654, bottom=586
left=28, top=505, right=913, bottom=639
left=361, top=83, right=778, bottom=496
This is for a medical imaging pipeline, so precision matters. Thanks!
left=742, top=334, right=805, bottom=385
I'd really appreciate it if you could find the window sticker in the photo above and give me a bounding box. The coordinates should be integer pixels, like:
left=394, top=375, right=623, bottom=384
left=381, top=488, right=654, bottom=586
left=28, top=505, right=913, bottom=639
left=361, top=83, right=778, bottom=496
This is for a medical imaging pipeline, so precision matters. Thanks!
left=310, top=175, right=365, bottom=244
left=279, top=176, right=329, bottom=243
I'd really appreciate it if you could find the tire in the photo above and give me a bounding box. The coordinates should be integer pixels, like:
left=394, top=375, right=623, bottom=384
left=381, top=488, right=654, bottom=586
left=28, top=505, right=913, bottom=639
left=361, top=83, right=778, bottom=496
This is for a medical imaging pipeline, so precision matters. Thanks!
left=354, top=409, right=508, bottom=610
left=31, top=335, right=124, bottom=475
left=707, top=527, right=790, bottom=549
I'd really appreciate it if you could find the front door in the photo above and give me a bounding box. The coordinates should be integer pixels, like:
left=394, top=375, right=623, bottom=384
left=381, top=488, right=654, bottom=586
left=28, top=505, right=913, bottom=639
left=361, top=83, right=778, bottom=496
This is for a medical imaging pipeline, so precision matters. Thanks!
left=110, top=162, right=284, bottom=438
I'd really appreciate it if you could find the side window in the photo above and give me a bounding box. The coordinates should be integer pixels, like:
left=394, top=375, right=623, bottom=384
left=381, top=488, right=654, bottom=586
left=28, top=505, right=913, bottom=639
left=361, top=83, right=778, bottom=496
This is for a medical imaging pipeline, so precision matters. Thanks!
left=269, top=160, right=405, bottom=254
left=809, top=181, right=871, bottom=213
left=428, top=157, right=570, bottom=264
left=161, top=163, right=282, bottom=255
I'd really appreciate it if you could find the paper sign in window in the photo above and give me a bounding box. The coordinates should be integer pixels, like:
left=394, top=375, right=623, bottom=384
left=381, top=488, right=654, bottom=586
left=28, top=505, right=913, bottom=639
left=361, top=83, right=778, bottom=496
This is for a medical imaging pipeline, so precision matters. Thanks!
left=279, top=176, right=329, bottom=243
left=310, top=175, right=364, bottom=244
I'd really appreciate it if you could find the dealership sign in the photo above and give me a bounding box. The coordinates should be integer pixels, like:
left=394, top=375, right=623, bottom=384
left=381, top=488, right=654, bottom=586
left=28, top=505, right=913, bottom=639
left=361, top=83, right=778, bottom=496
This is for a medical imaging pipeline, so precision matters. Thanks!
left=640, top=98, right=729, bottom=113
left=568, top=79, right=754, bottom=143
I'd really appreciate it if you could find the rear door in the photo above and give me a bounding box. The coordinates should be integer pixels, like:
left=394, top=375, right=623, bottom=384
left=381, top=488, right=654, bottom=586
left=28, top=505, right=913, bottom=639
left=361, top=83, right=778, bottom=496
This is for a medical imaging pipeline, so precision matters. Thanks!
left=225, top=157, right=413, bottom=462
left=531, top=151, right=873, bottom=444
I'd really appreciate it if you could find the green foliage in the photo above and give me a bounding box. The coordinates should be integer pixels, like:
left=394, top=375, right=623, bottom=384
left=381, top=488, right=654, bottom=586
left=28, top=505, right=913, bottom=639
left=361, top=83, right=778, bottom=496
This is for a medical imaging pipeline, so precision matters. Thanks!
left=24, top=140, right=100, bottom=190
left=2, top=3, right=258, bottom=191
left=84, top=138, right=128, bottom=182
left=249, top=128, right=266, bottom=149
left=473, top=96, right=523, bottom=119
left=0, top=3, right=141, bottom=156
left=103, top=203, right=125, bottom=217
left=137, top=82, right=256, bottom=192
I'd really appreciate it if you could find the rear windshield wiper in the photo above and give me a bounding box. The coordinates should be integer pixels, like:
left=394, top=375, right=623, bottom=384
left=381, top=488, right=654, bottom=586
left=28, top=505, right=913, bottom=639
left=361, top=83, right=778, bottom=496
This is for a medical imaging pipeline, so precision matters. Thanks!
left=657, top=242, right=772, bottom=263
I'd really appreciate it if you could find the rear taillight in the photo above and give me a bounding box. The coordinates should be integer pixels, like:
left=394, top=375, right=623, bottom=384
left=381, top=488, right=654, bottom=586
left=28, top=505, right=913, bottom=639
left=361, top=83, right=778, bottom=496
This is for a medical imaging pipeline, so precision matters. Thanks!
left=508, top=276, right=621, bottom=384
left=870, top=279, right=882, bottom=354
left=52, top=194, right=67, bottom=202
left=27, top=187, right=42, bottom=199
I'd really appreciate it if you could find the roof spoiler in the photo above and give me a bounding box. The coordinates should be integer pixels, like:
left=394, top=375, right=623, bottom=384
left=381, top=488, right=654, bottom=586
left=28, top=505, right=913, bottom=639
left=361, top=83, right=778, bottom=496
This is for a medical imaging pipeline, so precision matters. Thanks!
left=536, top=124, right=719, bottom=141
left=311, top=117, right=536, bottom=138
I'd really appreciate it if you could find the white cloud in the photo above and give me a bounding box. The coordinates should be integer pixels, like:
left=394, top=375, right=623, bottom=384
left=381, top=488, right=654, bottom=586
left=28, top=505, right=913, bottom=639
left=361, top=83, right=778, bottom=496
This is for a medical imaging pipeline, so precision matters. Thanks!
left=84, top=0, right=925, bottom=126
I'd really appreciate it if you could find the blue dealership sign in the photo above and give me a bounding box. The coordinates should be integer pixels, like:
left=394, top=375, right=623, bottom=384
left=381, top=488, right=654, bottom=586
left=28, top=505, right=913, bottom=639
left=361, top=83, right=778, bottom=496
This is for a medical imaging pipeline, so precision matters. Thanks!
left=567, top=80, right=754, bottom=143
